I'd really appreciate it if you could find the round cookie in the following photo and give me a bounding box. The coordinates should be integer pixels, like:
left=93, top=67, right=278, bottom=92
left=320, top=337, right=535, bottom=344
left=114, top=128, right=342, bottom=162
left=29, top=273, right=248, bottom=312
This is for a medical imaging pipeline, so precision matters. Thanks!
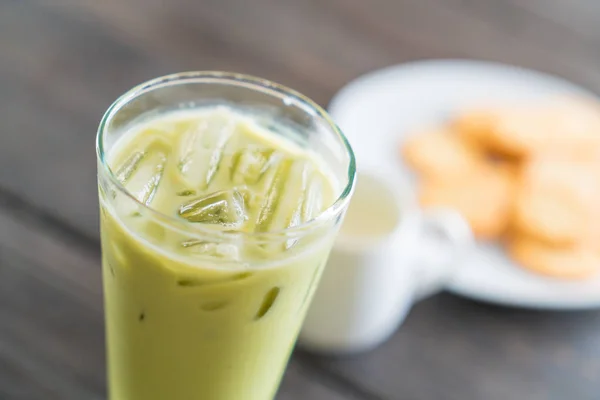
left=508, top=235, right=600, bottom=280
left=452, top=97, right=600, bottom=159
left=401, top=127, right=483, bottom=180
left=541, top=96, right=600, bottom=158
left=512, top=158, right=600, bottom=245
left=418, top=165, right=515, bottom=240
left=452, top=105, right=543, bottom=158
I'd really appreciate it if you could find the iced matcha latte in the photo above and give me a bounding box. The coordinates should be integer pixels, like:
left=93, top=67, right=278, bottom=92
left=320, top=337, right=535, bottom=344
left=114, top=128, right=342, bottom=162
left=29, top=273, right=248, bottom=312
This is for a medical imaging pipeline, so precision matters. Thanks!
left=96, top=73, right=355, bottom=400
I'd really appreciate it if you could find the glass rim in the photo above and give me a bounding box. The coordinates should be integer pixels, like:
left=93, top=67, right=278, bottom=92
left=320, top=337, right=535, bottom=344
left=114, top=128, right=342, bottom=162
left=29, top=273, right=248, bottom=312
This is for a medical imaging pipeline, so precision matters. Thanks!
left=96, top=71, right=356, bottom=239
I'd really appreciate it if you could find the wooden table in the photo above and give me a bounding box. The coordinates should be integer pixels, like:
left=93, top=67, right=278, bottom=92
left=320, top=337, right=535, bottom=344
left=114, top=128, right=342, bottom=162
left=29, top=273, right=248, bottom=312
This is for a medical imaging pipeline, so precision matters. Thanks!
left=2, top=1, right=600, bottom=399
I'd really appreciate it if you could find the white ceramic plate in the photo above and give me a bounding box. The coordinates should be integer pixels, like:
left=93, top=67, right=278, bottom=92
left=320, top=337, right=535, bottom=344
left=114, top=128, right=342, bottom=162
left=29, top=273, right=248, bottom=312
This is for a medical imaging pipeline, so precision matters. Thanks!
left=329, top=59, right=600, bottom=310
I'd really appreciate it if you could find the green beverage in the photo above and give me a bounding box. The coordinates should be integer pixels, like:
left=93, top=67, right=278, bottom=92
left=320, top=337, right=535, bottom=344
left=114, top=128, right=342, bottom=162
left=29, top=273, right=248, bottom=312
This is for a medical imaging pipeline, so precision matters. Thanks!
left=96, top=73, right=356, bottom=400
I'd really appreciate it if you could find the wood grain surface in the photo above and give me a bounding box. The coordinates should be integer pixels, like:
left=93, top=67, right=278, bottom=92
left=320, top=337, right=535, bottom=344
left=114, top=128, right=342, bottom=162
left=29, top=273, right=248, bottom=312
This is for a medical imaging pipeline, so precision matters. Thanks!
left=1, top=1, right=600, bottom=399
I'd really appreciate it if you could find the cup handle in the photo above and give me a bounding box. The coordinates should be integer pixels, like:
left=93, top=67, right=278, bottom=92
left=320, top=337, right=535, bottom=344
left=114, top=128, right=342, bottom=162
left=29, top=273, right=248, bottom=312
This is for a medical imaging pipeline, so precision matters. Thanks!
left=409, top=208, right=473, bottom=301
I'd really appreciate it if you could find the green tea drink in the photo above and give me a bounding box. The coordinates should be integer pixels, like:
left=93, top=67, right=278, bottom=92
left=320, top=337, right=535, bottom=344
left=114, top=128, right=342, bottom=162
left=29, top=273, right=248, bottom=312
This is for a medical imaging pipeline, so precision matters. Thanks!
left=99, top=106, right=340, bottom=400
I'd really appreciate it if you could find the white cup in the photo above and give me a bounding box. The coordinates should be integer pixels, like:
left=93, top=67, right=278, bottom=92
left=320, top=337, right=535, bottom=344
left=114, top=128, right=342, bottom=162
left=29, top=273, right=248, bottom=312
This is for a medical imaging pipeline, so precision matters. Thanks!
left=299, top=170, right=473, bottom=354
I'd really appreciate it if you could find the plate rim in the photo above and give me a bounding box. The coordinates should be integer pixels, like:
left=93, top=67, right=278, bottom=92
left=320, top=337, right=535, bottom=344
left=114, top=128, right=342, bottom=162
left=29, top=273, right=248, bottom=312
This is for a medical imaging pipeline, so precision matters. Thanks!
left=329, top=58, right=597, bottom=114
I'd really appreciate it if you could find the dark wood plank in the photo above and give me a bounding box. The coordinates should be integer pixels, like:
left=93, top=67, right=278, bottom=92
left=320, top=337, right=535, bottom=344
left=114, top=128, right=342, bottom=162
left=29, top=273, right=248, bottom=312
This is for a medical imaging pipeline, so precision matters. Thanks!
left=0, top=195, right=357, bottom=399
left=0, top=197, right=105, bottom=399
left=302, top=294, right=600, bottom=400
left=0, top=1, right=172, bottom=241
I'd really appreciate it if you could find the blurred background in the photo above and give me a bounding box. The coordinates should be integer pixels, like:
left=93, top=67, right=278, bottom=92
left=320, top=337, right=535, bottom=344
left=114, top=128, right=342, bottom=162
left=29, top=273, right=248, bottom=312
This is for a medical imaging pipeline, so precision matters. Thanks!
left=1, top=1, right=600, bottom=399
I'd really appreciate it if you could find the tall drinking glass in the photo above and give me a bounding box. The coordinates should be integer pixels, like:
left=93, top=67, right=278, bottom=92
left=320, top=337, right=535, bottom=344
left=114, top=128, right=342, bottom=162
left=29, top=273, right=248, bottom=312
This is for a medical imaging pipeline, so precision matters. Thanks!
left=96, top=72, right=356, bottom=400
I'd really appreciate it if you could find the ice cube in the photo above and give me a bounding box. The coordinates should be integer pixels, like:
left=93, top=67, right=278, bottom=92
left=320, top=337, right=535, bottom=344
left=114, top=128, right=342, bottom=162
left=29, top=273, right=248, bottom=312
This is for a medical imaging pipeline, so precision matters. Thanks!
left=237, top=189, right=260, bottom=214
left=176, top=111, right=235, bottom=189
left=255, top=287, right=280, bottom=320
left=255, top=160, right=318, bottom=232
left=176, top=189, right=197, bottom=197
left=230, top=148, right=276, bottom=185
left=181, top=239, right=240, bottom=260
left=115, top=151, right=145, bottom=183
left=262, top=161, right=315, bottom=249
left=250, top=160, right=326, bottom=251
left=254, top=158, right=293, bottom=232
left=285, top=161, right=314, bottom=228
left=200, top=301, right=228, bottom=312
left=302, top=174, right=324, bottom=222
left=178, top=189, right=246, bottom=228
left=114, top=141, right=169, bottom=206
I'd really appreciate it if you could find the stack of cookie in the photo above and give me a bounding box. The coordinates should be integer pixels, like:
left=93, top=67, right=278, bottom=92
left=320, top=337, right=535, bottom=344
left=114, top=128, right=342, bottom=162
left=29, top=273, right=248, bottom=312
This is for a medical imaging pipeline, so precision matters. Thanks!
left=402, top=96, right=600, bottom=279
